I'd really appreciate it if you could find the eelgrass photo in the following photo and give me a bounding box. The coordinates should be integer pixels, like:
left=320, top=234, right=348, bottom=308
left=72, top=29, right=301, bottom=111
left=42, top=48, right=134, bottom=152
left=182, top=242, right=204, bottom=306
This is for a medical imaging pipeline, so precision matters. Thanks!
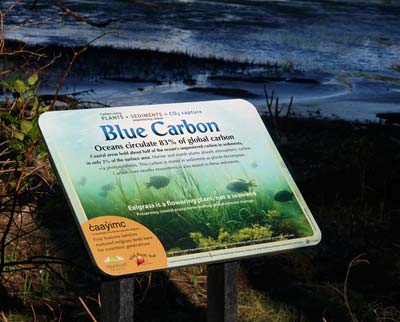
left=76, top=164, right=314, bottom=254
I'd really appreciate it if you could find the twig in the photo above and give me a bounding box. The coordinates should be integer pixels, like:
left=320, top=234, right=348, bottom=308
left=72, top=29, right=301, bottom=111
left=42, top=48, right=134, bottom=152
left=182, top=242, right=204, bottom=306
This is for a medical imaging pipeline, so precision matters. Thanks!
left=0, top=47, right=45, bottom=58
left=0, top=0, right=22, bottom=54
left=44, top=303, right=57, bottom=321
left=263, top=85, right=281, bottom=141
left=0, top=189, right=19, bottom=274
left=30, top=305, right=37, bottom=322
left=263, top=85, right=274, bottom=117
left=286, top=96, right=294, bottom=117
left=1, top=0, right=21, bottom=17
left=51, top=32, right=107, bottom=109
left=7, top=18, right=52, bottom=34
left=3, top=255, right=98, bottom=276
left=5, top=224, right=44, bottom=248
left=78, top=297, right=98, bottom=322
left=52, top=0, right=113, bottom=27
left=0, top=311, right=9, bottom=322
left=37, top=52, right=62, bottom=72
left=263, top=85, right=293, bottom=118
left=136, top=272, right=152, bottom=304
left=14, top=144, right=35, bottom=192
left=43, top=263, right=78, bottom=296
left=330, top=254, right=370, bottom=322
left=0, top=69, right=11, bottom=76
left=86, top=295, right=101, bottom=306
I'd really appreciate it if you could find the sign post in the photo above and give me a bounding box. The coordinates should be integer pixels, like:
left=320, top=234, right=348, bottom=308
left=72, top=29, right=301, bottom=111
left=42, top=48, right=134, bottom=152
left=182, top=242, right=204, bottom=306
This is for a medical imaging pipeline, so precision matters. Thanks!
left=207, top=262, right=238, bottom=322
left=39, top=99, right=320, bottom=319
left=100, top=263, right=238, bottom=322
left=101, top=278, right=135, bottom=322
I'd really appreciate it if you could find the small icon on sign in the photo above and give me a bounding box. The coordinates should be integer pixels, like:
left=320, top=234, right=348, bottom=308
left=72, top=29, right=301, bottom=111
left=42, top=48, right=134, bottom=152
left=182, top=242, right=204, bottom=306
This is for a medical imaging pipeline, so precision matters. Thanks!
left=104, top=256, right=124, bottom=263
left=132, top=255, right=145, bottom=266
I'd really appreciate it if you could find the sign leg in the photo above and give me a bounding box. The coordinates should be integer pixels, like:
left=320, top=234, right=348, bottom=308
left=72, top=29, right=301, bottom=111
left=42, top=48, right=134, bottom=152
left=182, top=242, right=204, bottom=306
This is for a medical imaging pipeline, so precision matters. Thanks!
left=101, top=278, right=135, bottom=322
left=207, top=262, right=238, bottom=322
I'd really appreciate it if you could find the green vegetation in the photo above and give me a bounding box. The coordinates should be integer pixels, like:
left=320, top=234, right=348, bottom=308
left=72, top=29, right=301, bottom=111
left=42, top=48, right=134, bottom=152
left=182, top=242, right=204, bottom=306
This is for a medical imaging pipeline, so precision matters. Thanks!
left=0, top=72, right=50, bottom=273
left=190, top=224, right=274, bottom=249
left=238, top=288, right=304, bottom=322
left=0, top=73, right=48, bottom=158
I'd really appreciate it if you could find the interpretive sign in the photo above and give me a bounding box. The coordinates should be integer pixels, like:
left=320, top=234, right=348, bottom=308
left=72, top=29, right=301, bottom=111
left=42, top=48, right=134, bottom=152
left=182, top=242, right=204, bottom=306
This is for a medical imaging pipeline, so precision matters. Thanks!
left=39, top=99, right=321, bottom=276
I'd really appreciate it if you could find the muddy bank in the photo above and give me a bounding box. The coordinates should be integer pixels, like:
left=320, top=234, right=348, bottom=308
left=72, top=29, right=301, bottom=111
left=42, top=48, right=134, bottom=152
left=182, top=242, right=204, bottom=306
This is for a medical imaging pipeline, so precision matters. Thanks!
left=2, top=41, right=400, bottom=122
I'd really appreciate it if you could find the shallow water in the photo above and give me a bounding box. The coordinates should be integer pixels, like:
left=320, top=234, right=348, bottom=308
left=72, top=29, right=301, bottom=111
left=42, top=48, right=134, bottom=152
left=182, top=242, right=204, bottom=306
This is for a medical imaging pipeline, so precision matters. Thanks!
left=2, top=0, right=400, bottom=121
left=3, top=0, right=400, bottom=73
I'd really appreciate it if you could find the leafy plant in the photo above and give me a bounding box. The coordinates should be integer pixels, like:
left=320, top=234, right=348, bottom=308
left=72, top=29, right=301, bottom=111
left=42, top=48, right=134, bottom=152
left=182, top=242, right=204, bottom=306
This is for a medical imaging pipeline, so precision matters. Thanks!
left=0, top=73, right=48, bottom=156
left=0, top=73, right=50, bottom=276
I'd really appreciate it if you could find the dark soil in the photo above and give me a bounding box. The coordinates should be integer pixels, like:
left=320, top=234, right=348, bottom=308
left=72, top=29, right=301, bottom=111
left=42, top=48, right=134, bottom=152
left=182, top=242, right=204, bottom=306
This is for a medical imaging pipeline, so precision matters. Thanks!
left=243, top=117, right=400, bottom=322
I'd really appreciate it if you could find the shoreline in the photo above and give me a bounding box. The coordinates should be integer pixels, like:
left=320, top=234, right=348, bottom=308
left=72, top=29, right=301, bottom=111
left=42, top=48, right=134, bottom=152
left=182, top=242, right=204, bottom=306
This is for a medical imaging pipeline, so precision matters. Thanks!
left=2, top=39, right=400, bottom=123
left=4, top=39, right=292, bottom=73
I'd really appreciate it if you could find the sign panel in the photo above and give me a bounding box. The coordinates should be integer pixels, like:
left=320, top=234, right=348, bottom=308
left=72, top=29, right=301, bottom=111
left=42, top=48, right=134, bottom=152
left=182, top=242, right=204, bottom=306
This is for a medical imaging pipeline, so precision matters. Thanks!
left=39, top=99, right=321, bottom=276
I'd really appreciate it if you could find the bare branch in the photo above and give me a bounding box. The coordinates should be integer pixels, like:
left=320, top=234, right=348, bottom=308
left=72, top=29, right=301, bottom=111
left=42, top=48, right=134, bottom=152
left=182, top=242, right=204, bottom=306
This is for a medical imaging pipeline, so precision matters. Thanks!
left=0, top=190, right=19, bottom=274
left=263, top=85, right=274, bottom=117
left=330, top=254, right=370, bottom=322
left=0, top=311, right=9, bottom=322
left=3, top=255, right=98, bottom=275
left=52, top=0, right=113, bottom=27
left=78, top=297, right=99, bottom=322
left=0, top=44, right=46, bottom=58
left=37, top=52, right=62, bottom=72
left=51, top=32, right=107, bottom=109
left=285, top=96, right=294, bottom=118
left=1, top=0, right=21, bottom=17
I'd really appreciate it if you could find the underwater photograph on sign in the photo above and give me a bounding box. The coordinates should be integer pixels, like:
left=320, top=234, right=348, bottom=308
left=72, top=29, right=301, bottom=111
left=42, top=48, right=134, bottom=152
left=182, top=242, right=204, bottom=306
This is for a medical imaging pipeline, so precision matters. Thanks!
left=39, top=99, right=320, bottom=276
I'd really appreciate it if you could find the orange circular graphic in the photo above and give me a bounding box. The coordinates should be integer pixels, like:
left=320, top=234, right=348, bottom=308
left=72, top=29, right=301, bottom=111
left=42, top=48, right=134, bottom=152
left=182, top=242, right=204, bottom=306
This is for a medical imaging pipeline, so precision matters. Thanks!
left=81, top=216, right=168, bottom=276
